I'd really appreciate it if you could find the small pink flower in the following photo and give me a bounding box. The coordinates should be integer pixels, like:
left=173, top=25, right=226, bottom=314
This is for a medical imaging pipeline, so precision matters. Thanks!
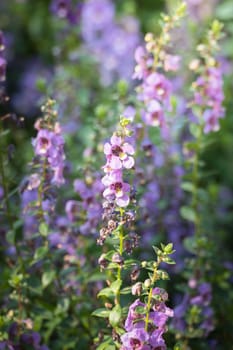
left=103, top=134, right=135, bottom=170
left=164, top=54, right=181, bottom=72
left=143, top=72, right=171, bottom=105
left=144, top=100, right=164, bottom=127
left=33, top=129, right=53, bottom=156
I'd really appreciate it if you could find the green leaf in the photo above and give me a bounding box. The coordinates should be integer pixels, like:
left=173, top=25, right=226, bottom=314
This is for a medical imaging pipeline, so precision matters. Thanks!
left=189, top=124, right=201, bottom=138
left=180, top=206, right=196, bottom=222
left=216, top=1, right=233, bottom=20
left=110, top=280, right=122, bottom=294
left=6, top=230, right=15, bottom=245
left=42, top=270, right=56, bottom=288
left=96, top=339, right=115, bottom=350
left=163, top=257, right=176, bottom=265
left=109, top=305, right=122, bottom=327
left=97, top=287, right=114, bottom=299
left=164, top=243, right=173, bottom=253
left=157, top=270, right=170, bottom=280
left=34, top=246, right=49, bottom=262
left=152, top=246, right=162, bottom=255
left=181, top=182, right=195, bottom=193
left=183, top=237, right=196, bottom=253
left=92, top=308, right=110, bottom=318
left=120, top=287, right=132, bottom=295
left=39, top=223, right=49, bottom=237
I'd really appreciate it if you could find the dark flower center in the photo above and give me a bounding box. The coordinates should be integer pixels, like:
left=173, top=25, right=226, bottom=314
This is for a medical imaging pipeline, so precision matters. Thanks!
left=111, top=182, right=123, bottom=192
left=111, top=145, right=123, bottom=156
left=130, top=338, right=142, bottom=349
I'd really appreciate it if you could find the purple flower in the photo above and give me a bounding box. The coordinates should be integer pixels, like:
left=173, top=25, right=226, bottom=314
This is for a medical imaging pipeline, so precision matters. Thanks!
left=121, top=328, right=149, bottom=350
left=102, top=171, right=131, bottom=207
left=125, top=299, right=146, bottom=332
left=143, top=100, right=164, bottom=127
left=50, top=0, right=82, bottom=24
left=0, top=56, right=6, bottom=82
left=65, top=200, right=80, bottom=222
left=143, top=73, right=171, bottom=105
left=164, top=54, right=181, bottom=72
left=50, top=0, right=72, bottom=18
left=32, top=125, right=65, bottom=186
left=81, top=0, right=139, bottom=85
left=0, top=31, right=5, bottom=51
left=33, top=129, right=53, bottom=156
left=193, top=65, right=224, bottom=133
left=20, top=332, right=41, bottom=347
left=203, top=109, right=220, bottom=133
left=133, top=46, right=152, bottom=80
left=103, top=134, right=135, bottom=170
left=149, top=328, right=166, bottom=349
left=81, top=0, right=114, bottom=34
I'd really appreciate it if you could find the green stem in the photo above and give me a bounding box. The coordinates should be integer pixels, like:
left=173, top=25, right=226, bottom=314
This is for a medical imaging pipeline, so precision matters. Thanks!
left=191, top=124, right=204, bottom=249
left=145, top=262, right=159, bottom=332
left=116, top=224, right=124, bottom=305
left=37, top=158, right=47, bottom=222
left=0, top=126, right=12, bottom=228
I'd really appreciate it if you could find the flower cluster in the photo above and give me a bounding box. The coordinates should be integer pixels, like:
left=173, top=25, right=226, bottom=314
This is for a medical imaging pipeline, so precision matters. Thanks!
left=192, top=65, right=224, bottom=133
left=134, top=33, right=180, bottom=129
left=21, top=100, right=65, bottom=234
left=190, top=20, right=225, bottom=133
left=0, top=323, right=49, bottom=350
left=121, top=288, right=173, bottom=350
left=32, top=109, right=65, bottom=186
left=102, top=122, right=135, bottom=208
left=173, top=280, right=214, bottom=337
left=50, top=0, right=82, bottom=24
left=65, top=174, right=103, bottom=234
left=0, top=30, right=6, bottom=82
left=81, top=0, right=140, bottom=86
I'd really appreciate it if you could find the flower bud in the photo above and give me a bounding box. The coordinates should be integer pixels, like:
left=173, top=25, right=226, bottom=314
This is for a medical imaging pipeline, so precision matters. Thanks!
left=112, top=253, right=124, bottom=265
left=144, top=279, right=151, bottom=288
left=132, top=282, right=143, bottom=296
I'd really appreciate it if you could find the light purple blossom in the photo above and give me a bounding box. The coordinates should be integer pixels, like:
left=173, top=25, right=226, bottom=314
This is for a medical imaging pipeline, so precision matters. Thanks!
left=50, top=0, right=82, bottom=24
left=0, top=56, right=6, bottom=82
left=102, top=125, right=134, bottom=208
left=143, top=73, right=171, bottom=105
left=125, top=299, right=146, bottom=332
left=103, top=135, right=135, bottom=170
left=143, top=100, right=164, bottom=127
left=81, top=0, right=140, bottom=85
left=164, top=54, right=181, bottom=72
left=121, top=328, right=149, bottom=350
left=102, top=170, right=131, bottom=207
left=32, top=125, right=65, bottom=186
left=193, top=66, right=224, bottom=133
